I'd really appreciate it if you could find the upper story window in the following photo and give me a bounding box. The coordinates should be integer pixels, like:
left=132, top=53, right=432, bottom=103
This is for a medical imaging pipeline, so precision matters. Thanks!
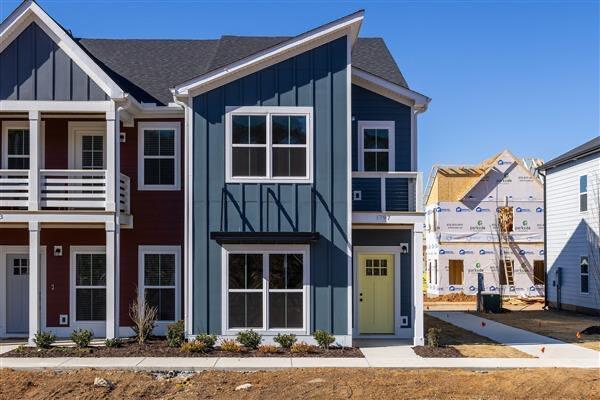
left=579, top=175, right=588, bottom=212
left=580, top=256, right=589, bottom=294
left=226, top=107, right=312, bottom=183
left=358, top=121, right=395, bottom=172
left=138, top=122, right=181, bottom=191
left=2, top=122, right=30, bottom=169
left=69, top=121, right=106, bottom=170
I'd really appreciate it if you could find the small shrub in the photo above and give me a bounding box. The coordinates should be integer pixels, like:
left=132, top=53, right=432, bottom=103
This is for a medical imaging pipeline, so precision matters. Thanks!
left=313, top=330, right=335, bottom=349
left=196, top=333, right=218, bottom=349
left=290, top=341, right=318, bottom=354
left=273, top=333, right=297, bottom=349
left=166, top=320, right=185, bottom=348
left=220, top=339, right=242, bottom=353
left=180, top=340, right=206, bottom=353
left=258, top=344, right=279, bottom=354
left=236, top=329, right=262, bottom=349
left=69, top=329, right=93, bottom=348
left=14, top=345, right=26, bottom=353
left=129, top=296, right=157, bottom=344
left=105, top=338, right=122, bottom=348
left=427, top=328, right=441, bottom=348
left=33, top=331, right=56, bottom=349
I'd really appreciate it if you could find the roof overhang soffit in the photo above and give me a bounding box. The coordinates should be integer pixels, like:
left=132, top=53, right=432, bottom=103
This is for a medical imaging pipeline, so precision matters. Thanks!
left=172, top=10, right=365, bottom=99
left=0, top=0, right=125, bottom=100
left=351, top=68, right=430, bottom=110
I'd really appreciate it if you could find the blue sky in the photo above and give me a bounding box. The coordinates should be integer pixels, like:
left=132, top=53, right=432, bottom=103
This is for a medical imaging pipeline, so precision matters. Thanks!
left=1, top=0, right=598, bottom=177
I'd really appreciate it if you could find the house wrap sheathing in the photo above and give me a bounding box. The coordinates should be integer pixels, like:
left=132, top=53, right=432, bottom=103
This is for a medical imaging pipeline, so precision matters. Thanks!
left=424, top=150, right=545, bottom=296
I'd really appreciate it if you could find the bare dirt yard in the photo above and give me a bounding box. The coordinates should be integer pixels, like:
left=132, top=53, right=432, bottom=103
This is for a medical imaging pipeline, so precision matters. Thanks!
left=1, top=368, right=597, bottom=399
left=424, top=314, right=532, bottom=358
left=474, top=309, right=600, bottom=351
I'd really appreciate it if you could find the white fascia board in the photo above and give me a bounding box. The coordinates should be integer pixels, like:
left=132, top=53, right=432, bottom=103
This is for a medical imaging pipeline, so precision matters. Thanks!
left=0, top=1, right=125, bottom=100
left=352, top=68, right=430, bottom=110
left=174, top=11, right=365, bottom=97
left=124, top=95, right=183, bottom=118
left=0, top=100, right=112, bottom=112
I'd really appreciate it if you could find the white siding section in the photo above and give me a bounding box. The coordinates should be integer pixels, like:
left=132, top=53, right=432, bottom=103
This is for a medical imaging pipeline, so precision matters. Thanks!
left=546, top=153, right=600, bottom=311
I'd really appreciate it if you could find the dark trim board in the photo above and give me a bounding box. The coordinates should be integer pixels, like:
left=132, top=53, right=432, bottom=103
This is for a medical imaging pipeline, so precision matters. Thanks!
left=210, top=231, right=320, bottom=244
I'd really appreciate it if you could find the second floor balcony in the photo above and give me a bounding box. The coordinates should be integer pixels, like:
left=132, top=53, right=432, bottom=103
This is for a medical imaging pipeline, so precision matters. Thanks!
left=352, top=171, right=423, bottom=224
left=0, top=169, right=131, bottom=215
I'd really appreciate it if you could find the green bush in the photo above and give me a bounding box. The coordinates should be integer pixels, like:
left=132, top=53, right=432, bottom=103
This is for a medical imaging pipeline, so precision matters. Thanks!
left=69, top=329, right=93, bottom=348
left=33, top=331, right=56, bottom=349
left=166, top=320, right=185, bottom=348
left=273, top=333, right=297, bottom=349
left=236, top=330, right=262, bottom=349
left=426, top=328, right=441, bottom=347
left=104, top=338, right=122, bottom=348
left=180, top=340, right=206, bottom=353
left=196, top=333, right=218, bottom=349
left=313, top=330, right=335, bottom=349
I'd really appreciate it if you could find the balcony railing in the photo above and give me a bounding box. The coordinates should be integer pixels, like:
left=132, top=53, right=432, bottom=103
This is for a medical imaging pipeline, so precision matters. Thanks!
left=352, top=171, right=423, bottom=213
left=0, top=169, right=130, bottom=214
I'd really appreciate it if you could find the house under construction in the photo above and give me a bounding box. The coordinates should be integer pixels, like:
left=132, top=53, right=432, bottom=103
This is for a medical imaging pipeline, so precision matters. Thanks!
left=424, top=150, right=545, bottom=296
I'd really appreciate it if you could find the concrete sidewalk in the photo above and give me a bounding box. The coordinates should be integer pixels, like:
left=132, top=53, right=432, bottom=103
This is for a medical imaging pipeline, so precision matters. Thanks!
left=2, top=354, right=597, bottom=370
left=428, top=311, right=600, bottom=362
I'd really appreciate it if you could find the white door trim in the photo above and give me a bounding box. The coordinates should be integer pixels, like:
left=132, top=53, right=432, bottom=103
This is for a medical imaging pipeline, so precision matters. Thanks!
left=68, top=121, right=107, bottom=169
left=0, top=245, right=46, bottom=338
left=353, top=246, right=410, bottom=339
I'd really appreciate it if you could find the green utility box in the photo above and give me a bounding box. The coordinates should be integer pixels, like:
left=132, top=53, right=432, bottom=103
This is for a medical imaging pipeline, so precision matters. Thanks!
left=481, top=294, right=502, bottom=313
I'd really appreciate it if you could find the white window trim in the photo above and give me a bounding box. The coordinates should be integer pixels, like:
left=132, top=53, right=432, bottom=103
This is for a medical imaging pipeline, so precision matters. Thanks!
left=579, top=174, right=588, bottom=213
left=580, top=255, right=589, bottom=295
left=138, top=245, right=182, bottom=324
left=221, top=244, right=310, bottom=335
left=225, top=106, right=313, bottom=184
left=357, top=120, right=395, bottom=172
left=1, top=120, right=45, bottom=169
left=138, top=121, right=181, bottom=191
left=68, top=121, right=107, bottom=169
left=69, top=246, right=106, bottom=329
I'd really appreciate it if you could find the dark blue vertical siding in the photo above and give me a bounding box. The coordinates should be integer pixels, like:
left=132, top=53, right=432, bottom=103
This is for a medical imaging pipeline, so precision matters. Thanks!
left=193, top=36, right=349, bottom=335
left=0, top=22, right=109, bottom=101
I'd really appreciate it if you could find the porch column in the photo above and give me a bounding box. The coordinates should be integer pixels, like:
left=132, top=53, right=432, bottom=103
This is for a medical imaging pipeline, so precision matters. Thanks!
left=105, top=221, right=119, bottom=338
left=412, top=224, right=425, bottom=346
left=105, top=108, right=116, bottom=212
left=28, top=221, right=41, bottom=345
left=28, top=111, right=41, bottom=211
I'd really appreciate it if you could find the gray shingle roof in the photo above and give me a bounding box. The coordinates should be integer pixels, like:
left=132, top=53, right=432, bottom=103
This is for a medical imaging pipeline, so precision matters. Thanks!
left=77, top=36, right=407, bottom=105
left=539, top=136, right=600, bottom=170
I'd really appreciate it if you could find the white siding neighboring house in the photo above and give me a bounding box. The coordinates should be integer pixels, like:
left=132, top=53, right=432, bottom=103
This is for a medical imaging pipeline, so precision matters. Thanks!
left=540, top=137, right=600, bottom=315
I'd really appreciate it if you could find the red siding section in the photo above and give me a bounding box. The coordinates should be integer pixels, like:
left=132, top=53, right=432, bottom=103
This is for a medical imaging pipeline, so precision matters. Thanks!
left=0, top=117, right=185, bottom=330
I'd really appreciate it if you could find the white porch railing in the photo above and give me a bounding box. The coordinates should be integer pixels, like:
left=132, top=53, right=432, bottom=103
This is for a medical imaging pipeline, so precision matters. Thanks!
left=352, top=171, right=423, bottom=213
left=40, top=169, right=108, bottom=209
left=0, top=169, right=131, bottom=214
left=0, top=170, right=30, bottom=208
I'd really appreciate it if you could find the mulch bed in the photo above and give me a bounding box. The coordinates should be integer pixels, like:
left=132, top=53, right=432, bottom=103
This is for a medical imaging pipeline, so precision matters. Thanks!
left=412, top=345, right=465, bottom=358
left=1, top=338, right=363, bottom=358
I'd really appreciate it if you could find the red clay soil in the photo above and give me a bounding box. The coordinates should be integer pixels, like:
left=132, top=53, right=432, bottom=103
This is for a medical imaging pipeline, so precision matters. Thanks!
left=1, top=368, right=598, bottom=400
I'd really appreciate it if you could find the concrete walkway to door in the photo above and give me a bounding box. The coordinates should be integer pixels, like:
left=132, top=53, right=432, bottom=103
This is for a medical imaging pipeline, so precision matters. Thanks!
left=428, top=311, right=600, bottom=360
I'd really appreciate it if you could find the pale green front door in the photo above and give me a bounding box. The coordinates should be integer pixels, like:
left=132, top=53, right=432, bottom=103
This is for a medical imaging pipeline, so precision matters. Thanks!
left=358, top=254, right=394, bottom=334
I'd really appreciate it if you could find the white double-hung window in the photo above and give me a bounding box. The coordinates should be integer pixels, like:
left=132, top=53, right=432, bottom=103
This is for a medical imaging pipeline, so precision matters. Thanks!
left=358, top=121, right=395, bottom=172
left=223, top=245, right=309, bottom=333
left=138, top=246, right=181, bottom=322
left=138, top=122, right=180, bottom=190
left=226, top=107, right=312, bottom=183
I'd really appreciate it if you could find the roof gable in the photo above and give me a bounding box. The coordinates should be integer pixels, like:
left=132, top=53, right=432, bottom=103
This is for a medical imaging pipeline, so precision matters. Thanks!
left=0, top=0, right=124, bottom=99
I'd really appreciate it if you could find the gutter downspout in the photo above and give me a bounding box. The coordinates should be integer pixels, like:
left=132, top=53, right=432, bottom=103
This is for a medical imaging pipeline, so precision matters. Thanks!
left=173, top=92, right=193, bottom=337
left=539, top=168, right=548, bottom=310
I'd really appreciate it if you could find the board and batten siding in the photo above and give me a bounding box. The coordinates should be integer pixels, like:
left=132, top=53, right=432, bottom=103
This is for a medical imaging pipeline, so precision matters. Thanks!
left=545, top=153, right=600, bottom=311
left=351, top=85, right=412, bottom=212
left=0, top=22, right=108, bottom=101
left=192, top=36, right=349, bottom=335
